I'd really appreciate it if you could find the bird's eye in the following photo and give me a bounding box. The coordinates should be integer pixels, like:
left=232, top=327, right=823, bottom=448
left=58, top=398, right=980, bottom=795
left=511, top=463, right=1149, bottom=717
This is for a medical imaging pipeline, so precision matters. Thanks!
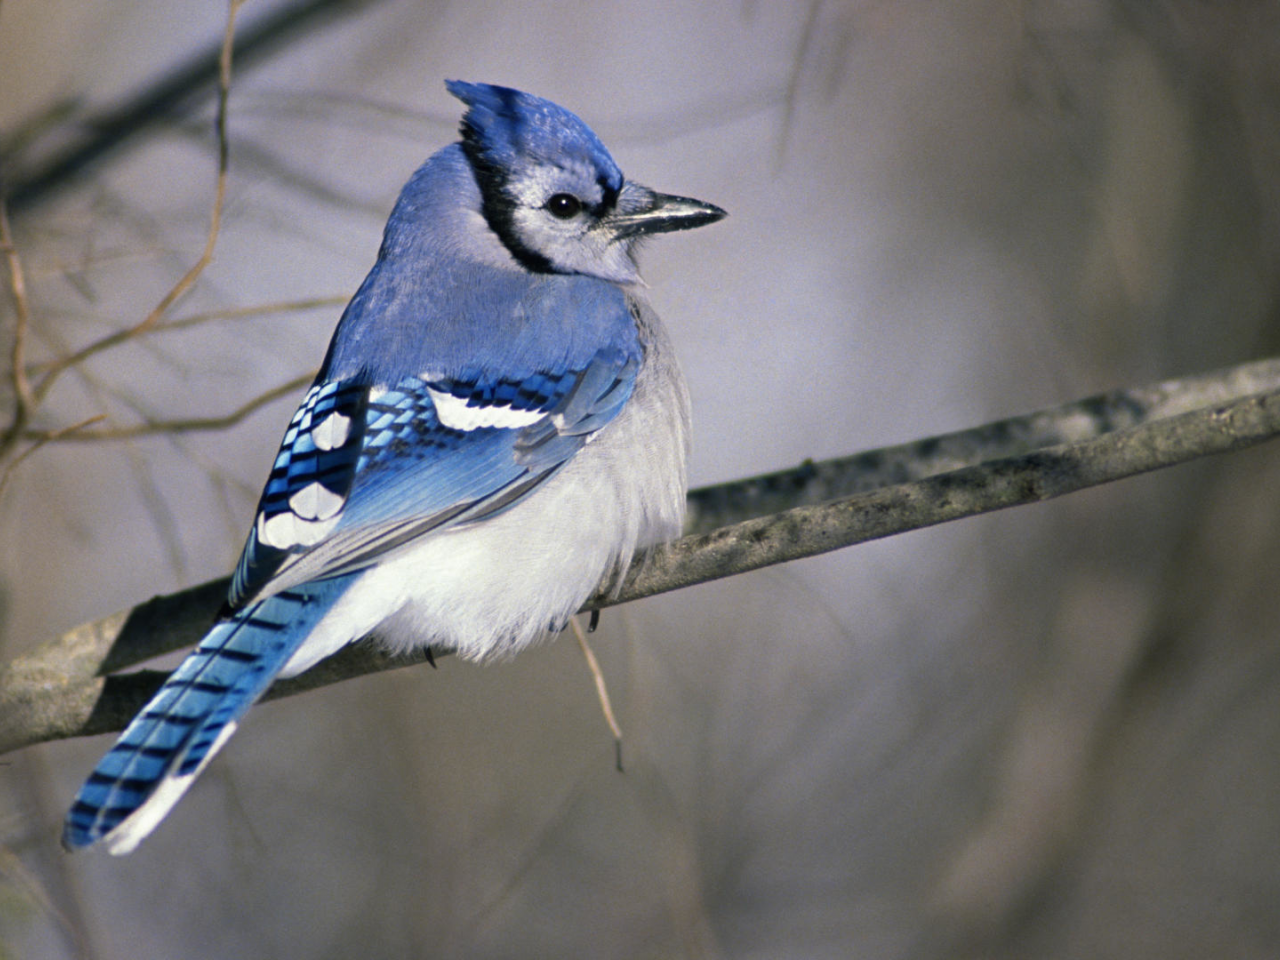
left=546, top=193, right=582, bottom=219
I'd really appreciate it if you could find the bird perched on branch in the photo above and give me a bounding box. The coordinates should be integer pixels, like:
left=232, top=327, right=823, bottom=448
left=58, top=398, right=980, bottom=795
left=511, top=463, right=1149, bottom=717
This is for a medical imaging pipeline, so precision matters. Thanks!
left=63, top=80, right=725, bottom=854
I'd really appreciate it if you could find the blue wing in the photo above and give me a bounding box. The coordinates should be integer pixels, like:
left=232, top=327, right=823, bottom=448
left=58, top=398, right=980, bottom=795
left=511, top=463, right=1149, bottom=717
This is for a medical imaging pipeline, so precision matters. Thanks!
left=229, top=344, right=639, bottom=607
left=63, top=345, right=637, bottom=853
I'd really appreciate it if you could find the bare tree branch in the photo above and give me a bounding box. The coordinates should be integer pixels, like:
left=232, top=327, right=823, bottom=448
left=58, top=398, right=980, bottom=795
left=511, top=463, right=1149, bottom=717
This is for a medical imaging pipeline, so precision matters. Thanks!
left=0, top=199, right=36, bottom=469
left=686, top=354, right=1280, bottom=533
left=4, top=354, right=1280, bottom=756
left=160, top=295, right=350, bottom=332
left=2, top=0, right=375, bottom=214
left=0, top=414, right=106, bottom=501
left=29, top=0, right=245, bottom=407
left=22, top=297, right=347, bottom=381
left=22, top=371, right=313, bottom=442
left=2, top=0, right=259, bottom=508
left=0, top=203, right=34, bottom=412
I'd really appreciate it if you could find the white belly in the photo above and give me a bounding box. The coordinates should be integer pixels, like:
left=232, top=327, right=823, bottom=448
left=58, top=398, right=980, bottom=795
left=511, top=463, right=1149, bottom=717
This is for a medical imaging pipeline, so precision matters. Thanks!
left=279, top=299, right=689, bottom=672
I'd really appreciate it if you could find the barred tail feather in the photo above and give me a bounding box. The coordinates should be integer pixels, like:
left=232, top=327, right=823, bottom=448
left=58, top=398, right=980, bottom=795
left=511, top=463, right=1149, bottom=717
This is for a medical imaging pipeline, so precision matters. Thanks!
left=63, top=579, right=352, bottom=854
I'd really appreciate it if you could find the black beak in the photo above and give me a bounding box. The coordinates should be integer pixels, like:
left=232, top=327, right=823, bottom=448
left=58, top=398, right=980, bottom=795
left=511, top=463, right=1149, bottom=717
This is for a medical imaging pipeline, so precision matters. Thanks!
left=605, top=183, right=727, bottom=241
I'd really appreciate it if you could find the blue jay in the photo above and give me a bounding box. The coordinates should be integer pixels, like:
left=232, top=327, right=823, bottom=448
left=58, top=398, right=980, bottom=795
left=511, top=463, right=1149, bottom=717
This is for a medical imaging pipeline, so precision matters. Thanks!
left=63, top=81, right=724, bottom=854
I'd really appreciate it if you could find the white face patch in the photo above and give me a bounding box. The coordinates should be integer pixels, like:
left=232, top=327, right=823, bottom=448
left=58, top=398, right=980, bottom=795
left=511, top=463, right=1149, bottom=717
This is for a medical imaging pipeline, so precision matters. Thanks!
left=310, top=412, right=351, bottom=451
left=498, top=162, right=640, bottom=284
left=426, top=387, right=545, bottom=430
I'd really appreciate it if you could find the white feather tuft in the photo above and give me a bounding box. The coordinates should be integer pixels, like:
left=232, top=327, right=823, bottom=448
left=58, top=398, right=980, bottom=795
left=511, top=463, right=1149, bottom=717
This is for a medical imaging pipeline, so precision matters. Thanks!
left=426, top=388, right=545, bottom=430
left=311, top=411, right=351, bottom=451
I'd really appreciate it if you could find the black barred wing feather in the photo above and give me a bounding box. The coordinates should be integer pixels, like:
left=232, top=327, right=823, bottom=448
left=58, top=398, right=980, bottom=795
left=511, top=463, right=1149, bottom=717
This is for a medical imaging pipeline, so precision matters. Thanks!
left=229, top=381, right=368, bottom=608
left=227, top=347, right=638, bottom=609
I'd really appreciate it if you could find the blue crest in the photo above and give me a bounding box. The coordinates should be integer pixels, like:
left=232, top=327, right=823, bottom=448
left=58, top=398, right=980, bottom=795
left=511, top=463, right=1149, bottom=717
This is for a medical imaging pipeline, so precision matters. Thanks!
left=446, top=80, right=623, bottom=194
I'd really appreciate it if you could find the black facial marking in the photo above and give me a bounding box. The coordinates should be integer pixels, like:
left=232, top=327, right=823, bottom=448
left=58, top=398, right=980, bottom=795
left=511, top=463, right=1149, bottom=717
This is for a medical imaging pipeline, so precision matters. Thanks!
left=458, top=122, right=556, bottom=274
left=597, top=173, right=620, bottom=213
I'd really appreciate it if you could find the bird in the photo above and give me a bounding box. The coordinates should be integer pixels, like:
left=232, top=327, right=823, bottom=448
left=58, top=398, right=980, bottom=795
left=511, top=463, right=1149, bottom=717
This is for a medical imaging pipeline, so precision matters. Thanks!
left=63, top=80, right=725, bottom=854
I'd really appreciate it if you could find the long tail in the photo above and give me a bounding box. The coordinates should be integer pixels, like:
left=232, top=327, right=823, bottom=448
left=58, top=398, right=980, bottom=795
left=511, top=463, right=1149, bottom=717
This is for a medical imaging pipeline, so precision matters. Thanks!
left=63, top=579, right=352, bottom=855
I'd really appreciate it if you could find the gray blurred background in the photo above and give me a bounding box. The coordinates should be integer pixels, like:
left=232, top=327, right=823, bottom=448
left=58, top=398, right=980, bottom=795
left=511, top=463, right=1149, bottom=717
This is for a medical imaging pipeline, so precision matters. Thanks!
left=3, top=1, right=1280, bottom=957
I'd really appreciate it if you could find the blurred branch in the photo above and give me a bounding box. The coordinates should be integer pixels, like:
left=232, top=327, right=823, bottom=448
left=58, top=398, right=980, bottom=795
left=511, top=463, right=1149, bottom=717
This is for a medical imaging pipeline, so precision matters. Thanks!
left=0, top=2, right=320, bottom=502
left=19, top=296, right=344, bottom=379
left=0, top=415, right=106, bottom=501
left=774, top=0, right=822, bottom=170
left=21, top=371, right=313, bottom=442
left=1, top=0, right=251, bottom=499
left=685, top=355, right=1280, bottom=533
left=29, top=0, right=244, bottom=406
left=5, top=354, right=1280, bottom=755
left=0, top=203, right=34, bottom=413
left=1, top=0, right=375, bottom=213
left=160, top=295, right=350, bottom=332
left=0, top=199, right=35, bottom=472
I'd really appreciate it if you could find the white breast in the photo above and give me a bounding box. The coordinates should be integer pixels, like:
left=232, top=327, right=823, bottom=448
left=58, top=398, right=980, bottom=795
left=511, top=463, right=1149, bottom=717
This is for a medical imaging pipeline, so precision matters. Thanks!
left=279, top=296, right=690, bottom=673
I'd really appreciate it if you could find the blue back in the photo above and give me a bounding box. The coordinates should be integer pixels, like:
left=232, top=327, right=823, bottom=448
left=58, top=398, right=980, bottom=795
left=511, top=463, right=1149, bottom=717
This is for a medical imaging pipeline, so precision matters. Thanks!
left=320, top=145, right=640, bottom=386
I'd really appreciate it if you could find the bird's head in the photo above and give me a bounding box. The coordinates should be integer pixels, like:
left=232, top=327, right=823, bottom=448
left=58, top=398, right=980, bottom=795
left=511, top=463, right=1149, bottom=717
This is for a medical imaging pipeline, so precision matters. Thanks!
left=447, top=81, right=725, bottom=284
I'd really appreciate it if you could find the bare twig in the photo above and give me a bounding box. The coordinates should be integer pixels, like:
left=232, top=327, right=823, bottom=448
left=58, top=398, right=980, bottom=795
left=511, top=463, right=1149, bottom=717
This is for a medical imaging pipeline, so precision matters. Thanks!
left=570, top=615, right=624, bottom=770
left=162, top=294, right=349, bottom=331
left=685, top=355, right=1280, bottom=534
left=23, top=371, right=313, bottom=443
left=21, top=296, right=347, bottom=379
left=30, top=0, right=244, bottom=406
left=774, top=0, right=822, bottom=171
left=0, top=199, right=36, bottom=457
left=0, top=414, right=106, bottom=501
left=4, top=0, right=372, bottom=214
left=5, top=354, right=1280, bottom=755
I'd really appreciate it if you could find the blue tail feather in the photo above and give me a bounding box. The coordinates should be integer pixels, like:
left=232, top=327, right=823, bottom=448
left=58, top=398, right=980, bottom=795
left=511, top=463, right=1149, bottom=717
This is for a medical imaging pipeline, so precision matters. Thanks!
left=63, top=576, right=355, bottom=852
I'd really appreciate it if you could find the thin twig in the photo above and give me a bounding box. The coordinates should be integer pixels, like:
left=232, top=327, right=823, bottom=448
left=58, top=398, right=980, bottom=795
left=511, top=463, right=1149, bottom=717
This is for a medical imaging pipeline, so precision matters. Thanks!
left=774, top=0, right=823, bottom=171
left=23, top=371, right=313, bottom=443
left=5, top=0, right=371, bottom=214
left=30, top=0, right=245, bottom=406
left=22, top=295, right=347, bottom=378
left=0, top=203, right=35, bottom=410
left=0, top=199, right=36, bottom=457
left=163, top=294, right=349, bottom=331
left=0, top=414, right=107, bottom=501
left=570, top=615, right=624, bottom=771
